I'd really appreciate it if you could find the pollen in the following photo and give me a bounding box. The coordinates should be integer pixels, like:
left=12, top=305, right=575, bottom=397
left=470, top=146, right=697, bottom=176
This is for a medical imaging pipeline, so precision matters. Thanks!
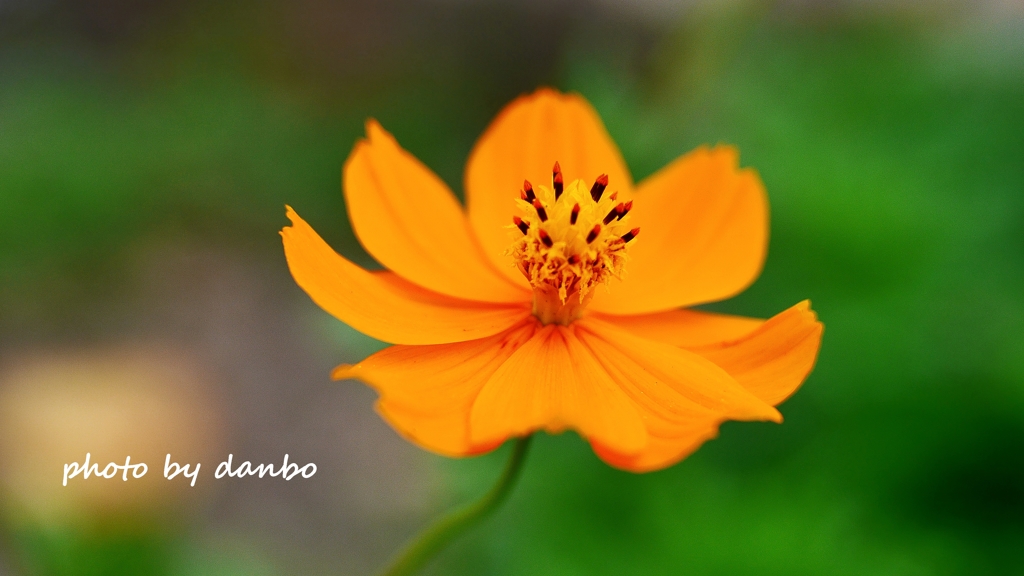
left=507, top=163, right=638, bottom=324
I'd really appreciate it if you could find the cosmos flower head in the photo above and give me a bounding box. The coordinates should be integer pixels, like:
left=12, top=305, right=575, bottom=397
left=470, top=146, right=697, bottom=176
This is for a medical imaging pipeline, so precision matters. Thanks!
left=282, top=88, right=822, bottom=472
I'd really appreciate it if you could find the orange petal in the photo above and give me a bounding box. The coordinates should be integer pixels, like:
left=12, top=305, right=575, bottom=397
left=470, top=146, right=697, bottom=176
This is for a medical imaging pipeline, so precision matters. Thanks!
left=593, top=308, right=764, bottom=348
left=590, top=145, right=768, bottom=315
left=469, top=323, right=648, bottom=455
left=344, top=120, right=528, bottom=303
left=466, top=88, right=634, bottom=284
left=333, top=319, right=539, bottom=456
left=583, top=302, right=823, bottom=472
left=281, top=207, right=529, bottom=345
left=590, top=418, right=723, bottom=473
left=695, top=301, right=823, bottom=406
left=577, top=317, right=781, bottom=423
left=571, top=317, right=780, bottom=472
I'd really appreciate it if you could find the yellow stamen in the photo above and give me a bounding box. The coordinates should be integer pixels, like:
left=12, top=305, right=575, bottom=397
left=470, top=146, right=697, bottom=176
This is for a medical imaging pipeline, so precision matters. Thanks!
left=506, top=169, right=638, bottom=325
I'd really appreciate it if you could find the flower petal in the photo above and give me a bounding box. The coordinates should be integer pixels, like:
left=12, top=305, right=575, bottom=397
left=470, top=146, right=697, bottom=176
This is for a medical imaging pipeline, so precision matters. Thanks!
left=577, top=317, right=782, bottom=422
left=333, top=319, right=539, bottom=456
left=466, top=88, right=634, bottom=283
left=344, top=120, right=528, bottom=303
left=571, top=317, right=780, bottom=472
left=593, top=308, right=764, bottom=348
left=281, top=207, right=529, bottom=345
left=590, top=145, right=768, bottom=315
left=590, top=419, right=723, bottom=473
left=582, top=302, right=823, bottom=472
left=695, top=301, right=823, bottom=406
left=469, top=323, right=648, bottom=456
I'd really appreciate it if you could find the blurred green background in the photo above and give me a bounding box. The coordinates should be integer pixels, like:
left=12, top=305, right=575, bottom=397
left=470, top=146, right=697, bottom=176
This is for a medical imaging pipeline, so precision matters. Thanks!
left=2, top=0, right=1023, bottom=574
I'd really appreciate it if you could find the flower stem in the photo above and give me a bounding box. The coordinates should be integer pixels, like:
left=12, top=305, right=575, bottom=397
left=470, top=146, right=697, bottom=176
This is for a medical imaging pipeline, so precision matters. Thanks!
left=376, top=435, right=533, bottom=576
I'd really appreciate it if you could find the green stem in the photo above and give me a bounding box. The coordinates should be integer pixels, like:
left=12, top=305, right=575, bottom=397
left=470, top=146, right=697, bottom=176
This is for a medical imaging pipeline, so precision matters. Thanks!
left=376, top=435, right=533, bottom=576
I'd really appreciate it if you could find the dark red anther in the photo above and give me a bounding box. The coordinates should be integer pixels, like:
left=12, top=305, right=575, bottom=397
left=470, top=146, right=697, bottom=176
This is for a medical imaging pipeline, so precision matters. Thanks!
left=553, top=161, right=564, bottom=200
left=539, top=229, right=554, bottom=248
left=586, top=224, right=601, bottom=244
left=523, top=180, right=536, bottom=203
left=621, top=227, right=640, bottom=243
left=617, top=200, right=633, bottom=220
left=570, top=203, right=580, bottom=225
left=532, top=199, right=548, bottom=222
left=520, top=190, right=528, bottom=201
left=512, top=216, right=530, bottom=235
left=590, top=174, right=609, bottom=201
left=603, top=203, right=624, bottom=225
left=567, top=254, right=580, bottom=265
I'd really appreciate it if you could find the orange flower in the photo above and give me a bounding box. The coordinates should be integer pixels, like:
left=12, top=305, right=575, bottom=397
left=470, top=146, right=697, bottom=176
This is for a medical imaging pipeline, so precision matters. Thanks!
left=281, top=88, right=822, bottom=472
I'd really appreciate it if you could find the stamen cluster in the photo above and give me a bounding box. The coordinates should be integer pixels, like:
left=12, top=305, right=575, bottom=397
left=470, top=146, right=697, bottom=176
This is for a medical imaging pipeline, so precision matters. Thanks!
left=507, top=162, right=639, bottom=311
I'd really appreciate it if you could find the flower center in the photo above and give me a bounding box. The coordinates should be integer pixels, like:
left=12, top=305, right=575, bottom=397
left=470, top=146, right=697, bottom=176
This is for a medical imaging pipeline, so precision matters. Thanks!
left=507, top=162, right=639, bottom=326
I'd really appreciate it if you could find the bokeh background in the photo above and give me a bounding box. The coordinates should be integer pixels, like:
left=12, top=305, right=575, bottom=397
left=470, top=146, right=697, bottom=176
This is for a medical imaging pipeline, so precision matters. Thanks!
left=2, top=0, right=1023, bottom=574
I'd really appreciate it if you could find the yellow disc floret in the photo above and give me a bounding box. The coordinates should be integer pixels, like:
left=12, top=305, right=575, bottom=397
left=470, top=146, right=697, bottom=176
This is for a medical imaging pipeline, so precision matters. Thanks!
left=507, top=163, right=639, bottom=325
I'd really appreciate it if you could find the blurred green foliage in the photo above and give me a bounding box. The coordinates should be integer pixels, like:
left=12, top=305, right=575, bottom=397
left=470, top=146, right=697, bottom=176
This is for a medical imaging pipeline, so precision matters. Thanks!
left=2, top=1, right=1023, bottom=575
left=10, top=527, right=173, bottom=576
